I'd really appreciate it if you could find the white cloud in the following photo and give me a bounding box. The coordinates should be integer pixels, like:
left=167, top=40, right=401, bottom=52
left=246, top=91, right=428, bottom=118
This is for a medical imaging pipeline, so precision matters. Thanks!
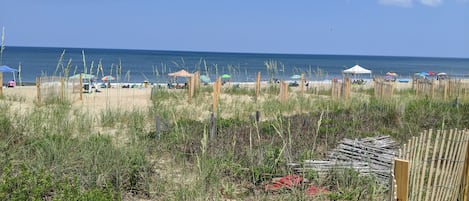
left=378, top=0, right=413, bottom=7
left=419, top=0, right=444, bottom=6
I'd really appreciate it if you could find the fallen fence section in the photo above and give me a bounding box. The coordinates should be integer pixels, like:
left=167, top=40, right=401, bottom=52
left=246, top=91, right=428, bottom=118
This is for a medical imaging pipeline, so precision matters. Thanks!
left=290, top=136, right=399, bottom=185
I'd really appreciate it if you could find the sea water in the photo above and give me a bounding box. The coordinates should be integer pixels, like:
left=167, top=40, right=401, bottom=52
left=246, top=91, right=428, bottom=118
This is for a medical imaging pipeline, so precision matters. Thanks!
left=1, top=46, right=468, bottom=83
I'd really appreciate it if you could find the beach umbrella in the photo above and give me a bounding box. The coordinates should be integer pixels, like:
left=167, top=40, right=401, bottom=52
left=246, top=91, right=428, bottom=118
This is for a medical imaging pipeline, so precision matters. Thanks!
left=168, top=69, right=193, bottom=77
left=437, top=72, right=447, bottom=76
left=221, top=74, right=231, bottom=79
left=101, top=75, right=115, bottom=81
left=386, top=72, right=398, bottom=76
left=290, top=74, right=301, bottom=80
left=200, top=75, right=211, bottom=83
left=418, top=72, right=429, bottom=77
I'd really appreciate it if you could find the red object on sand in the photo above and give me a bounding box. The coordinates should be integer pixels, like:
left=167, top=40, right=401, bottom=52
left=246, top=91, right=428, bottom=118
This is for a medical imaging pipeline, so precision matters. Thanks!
left=265, top=175, right=303, bottom=191
left=305, top=185, right=329, bottom=195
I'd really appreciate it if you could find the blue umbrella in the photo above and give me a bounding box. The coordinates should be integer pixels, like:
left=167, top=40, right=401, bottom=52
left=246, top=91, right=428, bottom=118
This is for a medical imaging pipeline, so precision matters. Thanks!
left=418, top=72, right=429, bottom=77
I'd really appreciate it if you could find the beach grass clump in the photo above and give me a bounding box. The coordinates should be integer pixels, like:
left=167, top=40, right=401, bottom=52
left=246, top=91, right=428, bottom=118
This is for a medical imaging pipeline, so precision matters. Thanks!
left=12, top=133, right=151, bottom=197
left=0, top=161, right=120, bottom=201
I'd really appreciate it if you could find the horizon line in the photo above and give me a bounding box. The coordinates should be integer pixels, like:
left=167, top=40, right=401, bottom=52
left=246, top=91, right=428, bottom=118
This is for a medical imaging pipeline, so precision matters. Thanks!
left=5, top=45, right=469, bottom=60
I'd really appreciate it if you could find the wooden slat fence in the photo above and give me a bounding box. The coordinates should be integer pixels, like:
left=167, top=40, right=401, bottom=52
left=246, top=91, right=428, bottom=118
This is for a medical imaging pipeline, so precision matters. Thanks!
left=374, top=77, right=395, bottom=98
left=413, top=78, right=469, bottom=100
left=395, top=129, right=469, bottom=201
left=331, top=77, right=351, bottom=100
left=37, top=76, right=79, bottom=105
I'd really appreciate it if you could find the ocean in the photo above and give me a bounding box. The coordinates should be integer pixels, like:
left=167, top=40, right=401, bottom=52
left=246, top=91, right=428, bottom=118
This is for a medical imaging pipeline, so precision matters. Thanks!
left=1, top=46, right=469, bottom=83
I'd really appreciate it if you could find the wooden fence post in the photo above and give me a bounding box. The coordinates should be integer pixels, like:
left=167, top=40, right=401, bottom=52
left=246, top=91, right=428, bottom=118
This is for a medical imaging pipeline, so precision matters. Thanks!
left=79, top=73, right=83, bottom=101
left=284, top=81, right=288, bottom=102
left=0, top=72, right=3, bottom=96
left=380, top=81, right=385, bottom=98
left=212, top=77, right=220, bottom=113
left=255, top=110, right=260, bottom=123
left=155, top=115, right=161, bottom=139
left=255, top=72, right=261, bottom=100
left=416, top=79, right=419, bottom=96
left=444, top=81, right=448, bottom=100
left=210, top=112, right=216, bottom=140
left=331, top=79, right=335, bottom=98
left=301, top=73, right=304, bottom=97
left=61, top=77, right=65, bottom=101
left=36, top=77, right=41, bottom=107
left=395, top=159, right=410, bottom=201
left=463, top=142, right=469, bottom=201
left=188, top=76, right=192, bottom=104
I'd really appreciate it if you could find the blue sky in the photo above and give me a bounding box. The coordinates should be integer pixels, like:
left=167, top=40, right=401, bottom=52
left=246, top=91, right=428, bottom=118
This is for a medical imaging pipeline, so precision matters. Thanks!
left=1, top=0, right=468, bottom=58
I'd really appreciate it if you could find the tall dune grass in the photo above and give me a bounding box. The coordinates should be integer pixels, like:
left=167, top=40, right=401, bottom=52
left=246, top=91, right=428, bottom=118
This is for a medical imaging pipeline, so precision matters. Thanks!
left=1, top=84, right=468, bottom=200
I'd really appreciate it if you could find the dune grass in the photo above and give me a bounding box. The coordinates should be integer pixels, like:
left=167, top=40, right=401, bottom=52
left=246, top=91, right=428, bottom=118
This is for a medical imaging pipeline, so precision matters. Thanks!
left=1, top=84, right=468, bottom=200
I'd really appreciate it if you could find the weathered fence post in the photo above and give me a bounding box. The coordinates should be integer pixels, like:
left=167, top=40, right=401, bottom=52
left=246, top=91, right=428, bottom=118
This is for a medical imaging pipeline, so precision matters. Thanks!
left=255, top=72, right=261, bottom=101
left=61, top=77, right=65, bottom=101
left=155, top=115, right=161, bottom=139
left=463, top=142, right=469, bottom=201
left=210, top=113, right=216, bottom=140
left=331, top=79, right=335, bottom=98
left=431, top=79, right=435, bottom=99
left=188, top=75, right=193, bottom=104
left=255, top=110, right=260, bottom=123
left=394, top=159, right=409, bottom=201
left=36, top=77, right=41, bottom=107
left=443, top=81, right=448, bottom=100
left=79, top=73, right=83, bottom=101
left=301, top=73, right=305, bottom=97
left=0, top=72, right=3, bottom=96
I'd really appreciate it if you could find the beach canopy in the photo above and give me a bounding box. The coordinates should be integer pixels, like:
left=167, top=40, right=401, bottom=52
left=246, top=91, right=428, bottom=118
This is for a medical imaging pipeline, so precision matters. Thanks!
left=70, top=73, right=95, bottom=79
left=343, top=65, right=372, bottom=74
left=0, top=65, right=18, bottom=73
left=168, top=69, right=193, bottom=77
left=221, top=74, right=231, bottom=79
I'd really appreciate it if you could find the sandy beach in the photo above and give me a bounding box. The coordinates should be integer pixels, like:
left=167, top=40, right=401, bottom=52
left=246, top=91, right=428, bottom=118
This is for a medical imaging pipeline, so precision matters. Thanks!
left=0, top=80, right=414, bottom=114
left=1, top=85, right=153, bottom=113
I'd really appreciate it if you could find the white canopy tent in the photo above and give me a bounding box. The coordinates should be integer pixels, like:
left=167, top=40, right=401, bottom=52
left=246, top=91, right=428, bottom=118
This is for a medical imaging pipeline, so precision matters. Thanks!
left=343, top=65, right=372, bottom=75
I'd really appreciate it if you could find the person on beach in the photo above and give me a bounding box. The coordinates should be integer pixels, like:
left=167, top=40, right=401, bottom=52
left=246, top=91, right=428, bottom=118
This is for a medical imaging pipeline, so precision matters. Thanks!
left=7, top=80, right=16, bottom=88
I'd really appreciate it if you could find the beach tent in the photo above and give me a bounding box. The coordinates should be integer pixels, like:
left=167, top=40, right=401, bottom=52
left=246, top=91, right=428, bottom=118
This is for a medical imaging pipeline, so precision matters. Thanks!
left=0, top=65, right=18, bottom=73
left=0, top=65, right=19, bottom=82
left=343, top=65, right=372, bottom=75
left=69, top=73, right=95, bottom=80
left=168, top=69, right=193, bottom=77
